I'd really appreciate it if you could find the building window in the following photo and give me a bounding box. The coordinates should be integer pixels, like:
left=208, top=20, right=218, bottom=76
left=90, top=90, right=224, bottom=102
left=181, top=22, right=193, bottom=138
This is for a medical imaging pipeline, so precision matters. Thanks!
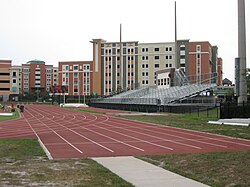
left=196, top=45, right=201, bottom=52
left=169, top=47, right=172, bottom=51
left=166, top=64, right=169, bottom=68
left=62, top=65, right=68, bottom=71
left=155, top=48, right=160, bottom=52
left=180, top=45, right=185, bottom=50
left=166, top=47, right=169, bottom=51
left=74, top=81, right=78, bottom=85
left=155, top=64, right=160, bottom=68
left=74, top=88, right=78, bottom=92
left=166, top=56, right=169, bottom=60
left=12, top=72, right=17, bottom=77
left=74, top=73, right=78, bottom=78
left=180, top=55, right=185, bottom=59
left=155, top=56, right=160, bottom=60
left=169, top=55, right=172, bottom=59
left=142, top=64, right=145, bottom=68
left=169, top=64, right=172, bottom=67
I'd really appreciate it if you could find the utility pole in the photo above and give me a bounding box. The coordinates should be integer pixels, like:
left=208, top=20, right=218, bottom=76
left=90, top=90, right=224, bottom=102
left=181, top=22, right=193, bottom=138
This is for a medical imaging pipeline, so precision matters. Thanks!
left=237, top=0, right=247, bottom=104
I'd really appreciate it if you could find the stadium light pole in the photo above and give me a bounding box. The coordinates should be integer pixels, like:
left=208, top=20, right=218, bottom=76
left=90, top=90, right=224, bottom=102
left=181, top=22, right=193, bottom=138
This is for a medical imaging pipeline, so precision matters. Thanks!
left=237, top=0, right=247, bottom=104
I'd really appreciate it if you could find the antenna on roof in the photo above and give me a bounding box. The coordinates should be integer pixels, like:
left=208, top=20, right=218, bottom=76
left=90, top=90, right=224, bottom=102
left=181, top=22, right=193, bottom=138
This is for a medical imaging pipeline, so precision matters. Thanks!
left=174, top=1, right=178, bottom=68
left=120, top=23, right=123, bottom=90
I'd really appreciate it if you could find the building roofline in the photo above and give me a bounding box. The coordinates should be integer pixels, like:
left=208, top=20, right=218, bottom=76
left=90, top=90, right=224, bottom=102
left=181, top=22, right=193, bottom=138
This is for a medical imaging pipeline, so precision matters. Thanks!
left=59, top=61, right=93, bottom=63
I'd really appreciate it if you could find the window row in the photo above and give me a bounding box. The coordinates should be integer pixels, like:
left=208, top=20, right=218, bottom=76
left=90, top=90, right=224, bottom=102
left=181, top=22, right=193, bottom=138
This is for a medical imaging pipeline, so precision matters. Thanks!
left=142, top=47, right=173, bottom=52
left=62, top=65, right=90, bottom=71
left=158, top=78, right=170, bottom=86
left=142, top=55, right=173, bottom=60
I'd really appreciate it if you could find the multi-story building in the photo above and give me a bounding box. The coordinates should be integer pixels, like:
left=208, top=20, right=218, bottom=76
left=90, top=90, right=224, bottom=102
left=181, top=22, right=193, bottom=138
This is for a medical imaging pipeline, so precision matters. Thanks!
left=58, top=61, right=93, bottom=96
left=92, top=39, right=223, bottom=96
left=188, top=41, right=219, bottom=84
left=52, top=67, right=58, bottom=86
left=0, top=60, right=11, bottom=101
left=138, top=42, right=175, bottom=87
left=21, top=60, right=56, bottom=96
left=9, top=65, right=22, bottom=101
left=91, top=39, right=139, bottom=96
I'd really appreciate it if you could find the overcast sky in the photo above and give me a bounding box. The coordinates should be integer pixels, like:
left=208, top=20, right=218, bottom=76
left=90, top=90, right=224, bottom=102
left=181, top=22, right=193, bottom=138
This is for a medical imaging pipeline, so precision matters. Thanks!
left=0, top=0, right=249, bottom=82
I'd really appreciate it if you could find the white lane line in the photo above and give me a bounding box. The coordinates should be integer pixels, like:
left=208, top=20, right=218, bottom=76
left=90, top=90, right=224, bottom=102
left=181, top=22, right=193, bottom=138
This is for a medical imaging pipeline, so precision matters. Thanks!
left=112, top=116, right=250, bottom=147
left=76, top=126, right=144, bottom=152
left=207, top=138, right=250, bottom=147
left=109, top=117, right=227, bottom=148
left=25, top=107, right=83, bottom=154
left=58, top=113, right=146, bottom=152
left=23, top=115, right=53, bottom=160
left=29, top=107, right=113, bottom=153
left=70, top=113, right=172, bottom=151
left=33, top=107, right=145, bottom=152
left=106, top=123, right=202, bottom=150
left=85, top=118, right=173, bottom=151
left=68, top=130, right=114, bottom=152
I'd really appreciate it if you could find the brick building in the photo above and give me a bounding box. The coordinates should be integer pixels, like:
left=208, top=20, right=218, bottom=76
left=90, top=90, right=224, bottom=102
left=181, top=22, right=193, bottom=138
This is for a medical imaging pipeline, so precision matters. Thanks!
left=58, top=61, right=93, bottom=96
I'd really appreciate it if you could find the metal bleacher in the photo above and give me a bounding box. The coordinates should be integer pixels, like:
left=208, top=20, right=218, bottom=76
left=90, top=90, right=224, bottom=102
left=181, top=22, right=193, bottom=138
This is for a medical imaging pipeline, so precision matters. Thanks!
left=92, top=83, right=217, bottom=106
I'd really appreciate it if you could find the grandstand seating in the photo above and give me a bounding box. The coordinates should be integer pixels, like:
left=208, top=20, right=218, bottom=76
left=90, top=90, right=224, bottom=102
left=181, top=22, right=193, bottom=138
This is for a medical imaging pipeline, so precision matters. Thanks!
left=91, top=83, right=217, bottom=106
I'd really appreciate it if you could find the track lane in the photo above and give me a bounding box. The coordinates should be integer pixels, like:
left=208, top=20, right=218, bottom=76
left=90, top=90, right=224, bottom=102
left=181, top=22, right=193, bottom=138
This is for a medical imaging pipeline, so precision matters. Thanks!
left=1, top=104, right=250, bottom=158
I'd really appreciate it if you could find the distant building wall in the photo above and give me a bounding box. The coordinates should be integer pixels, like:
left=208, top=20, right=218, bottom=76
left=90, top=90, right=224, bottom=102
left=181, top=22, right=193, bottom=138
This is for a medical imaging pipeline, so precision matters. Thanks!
left=188, top=42, right=213, bottom=84
left=0, top=60, right=11, bottom=101
left=58, top=61, right=93, bottom=96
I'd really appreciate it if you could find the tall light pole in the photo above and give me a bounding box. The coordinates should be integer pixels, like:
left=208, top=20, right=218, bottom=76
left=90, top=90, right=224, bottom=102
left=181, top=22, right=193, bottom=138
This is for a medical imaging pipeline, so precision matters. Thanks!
left=237, top=0, right=247, bottom=104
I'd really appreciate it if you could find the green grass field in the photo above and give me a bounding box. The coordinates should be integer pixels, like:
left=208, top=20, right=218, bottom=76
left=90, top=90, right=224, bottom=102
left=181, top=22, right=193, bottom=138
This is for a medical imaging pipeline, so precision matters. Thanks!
left=0, top=109, right=20, bottom=122
left=119, top=109, right=250, bottom=187
left=0, top=139, right=133, bottom=187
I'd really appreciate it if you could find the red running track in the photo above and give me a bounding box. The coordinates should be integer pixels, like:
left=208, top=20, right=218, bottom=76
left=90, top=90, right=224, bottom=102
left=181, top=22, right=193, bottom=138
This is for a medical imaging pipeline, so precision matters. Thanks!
left=0, top=104, right=250, bottom=159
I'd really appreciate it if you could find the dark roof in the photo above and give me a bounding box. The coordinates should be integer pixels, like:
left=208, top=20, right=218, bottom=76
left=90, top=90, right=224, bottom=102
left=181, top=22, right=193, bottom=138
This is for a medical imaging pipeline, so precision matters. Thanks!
left=222, top=78, right=232, bottom=85
left=27, top=60, right=45, bottom=64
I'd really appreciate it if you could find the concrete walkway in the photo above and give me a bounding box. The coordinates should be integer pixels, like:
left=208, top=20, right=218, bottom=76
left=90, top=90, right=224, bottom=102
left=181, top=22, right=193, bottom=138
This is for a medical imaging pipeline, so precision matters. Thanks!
left=93, top=157, right=209, bottom=187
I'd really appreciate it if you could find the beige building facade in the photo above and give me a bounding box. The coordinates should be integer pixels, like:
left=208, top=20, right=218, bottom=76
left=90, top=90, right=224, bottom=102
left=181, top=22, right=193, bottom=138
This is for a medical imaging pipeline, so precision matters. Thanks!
left=0, top=60, right=11, bottom=101
left=138, top=42, right=175, bottom=87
